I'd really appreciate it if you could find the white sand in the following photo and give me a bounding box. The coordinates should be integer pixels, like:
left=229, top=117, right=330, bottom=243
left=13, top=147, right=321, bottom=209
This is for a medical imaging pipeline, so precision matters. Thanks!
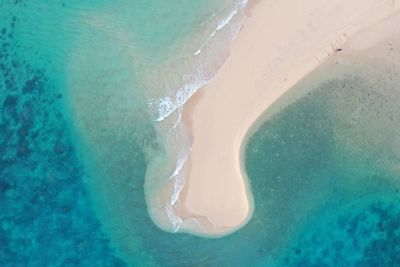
left=177, top=0, right=400, bottom=236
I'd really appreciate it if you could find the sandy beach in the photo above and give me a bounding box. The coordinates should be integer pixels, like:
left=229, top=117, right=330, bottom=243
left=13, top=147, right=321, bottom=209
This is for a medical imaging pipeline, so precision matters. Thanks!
left=178, top=0, right=400, bottom=236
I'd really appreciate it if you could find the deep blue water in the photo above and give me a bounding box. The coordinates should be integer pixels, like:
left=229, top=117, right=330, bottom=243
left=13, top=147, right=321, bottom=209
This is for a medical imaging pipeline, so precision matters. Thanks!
left=0, top=11, right=128, bottom=267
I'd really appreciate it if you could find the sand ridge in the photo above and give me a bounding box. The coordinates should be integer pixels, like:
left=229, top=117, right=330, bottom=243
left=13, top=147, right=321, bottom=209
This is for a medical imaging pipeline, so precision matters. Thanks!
left=176, top=0, right=400, bottom=236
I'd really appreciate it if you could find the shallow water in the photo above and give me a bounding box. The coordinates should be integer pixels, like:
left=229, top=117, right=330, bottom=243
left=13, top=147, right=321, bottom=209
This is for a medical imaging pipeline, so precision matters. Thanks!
left=0, top=0, right=245, bottom=265
left=2, top=1, right=400, bottom=266
left=245, top=62, right=400, bottom=266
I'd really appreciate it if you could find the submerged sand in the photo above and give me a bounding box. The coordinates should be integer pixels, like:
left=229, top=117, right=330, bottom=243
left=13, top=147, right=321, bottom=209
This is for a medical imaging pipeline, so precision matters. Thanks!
left=175, top=0, right=400, bottom=236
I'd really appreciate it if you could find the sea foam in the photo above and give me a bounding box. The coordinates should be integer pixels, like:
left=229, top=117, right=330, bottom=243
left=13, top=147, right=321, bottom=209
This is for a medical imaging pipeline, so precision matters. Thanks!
left=148, top=0, right=248, bottom=122
left=144, top=0, right=250, bottom=234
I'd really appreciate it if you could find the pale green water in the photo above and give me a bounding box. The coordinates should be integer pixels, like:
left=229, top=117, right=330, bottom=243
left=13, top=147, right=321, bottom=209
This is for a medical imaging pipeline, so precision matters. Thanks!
left=2, top=1, right=400, bottom=266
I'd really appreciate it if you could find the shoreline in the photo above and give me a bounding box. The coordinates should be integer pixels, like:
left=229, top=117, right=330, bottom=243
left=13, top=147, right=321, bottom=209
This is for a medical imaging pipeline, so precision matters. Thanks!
left=174, top=0, right=400, bottom=236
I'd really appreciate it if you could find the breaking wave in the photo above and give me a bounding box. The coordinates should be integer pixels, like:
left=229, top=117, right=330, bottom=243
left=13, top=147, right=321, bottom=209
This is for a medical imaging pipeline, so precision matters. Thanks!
left=143, top=0, right=250, bottom=233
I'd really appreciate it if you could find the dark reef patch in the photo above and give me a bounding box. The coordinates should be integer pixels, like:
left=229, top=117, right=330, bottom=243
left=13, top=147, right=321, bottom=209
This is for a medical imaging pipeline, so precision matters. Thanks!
left=282, top=200, right=400, bottom=267
left=0, top=13, right=127, bottom=267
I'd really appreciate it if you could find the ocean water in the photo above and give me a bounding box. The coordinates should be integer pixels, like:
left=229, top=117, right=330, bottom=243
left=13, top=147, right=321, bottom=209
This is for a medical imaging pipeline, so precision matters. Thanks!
left=2, top=1, right=400, bottom=267
left=63, top=0, right=248, bottom=234
left=245, top=57, right=400, bottom=266
left=0, top=2, right=127, bottom=266
left=0, top=0, right=249, bottom=265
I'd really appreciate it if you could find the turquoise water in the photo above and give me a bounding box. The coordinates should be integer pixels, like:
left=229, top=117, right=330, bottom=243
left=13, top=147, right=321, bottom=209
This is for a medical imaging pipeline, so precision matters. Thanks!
left=245, top=63, right=400, bottom=266
left=0, top=3, right=126, bottom=266
left=2, top=1, right=400, bottom=266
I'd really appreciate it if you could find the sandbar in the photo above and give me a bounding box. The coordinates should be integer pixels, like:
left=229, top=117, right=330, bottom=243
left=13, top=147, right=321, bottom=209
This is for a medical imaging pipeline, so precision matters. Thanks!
left=177, top=0, right=400, bottom=236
